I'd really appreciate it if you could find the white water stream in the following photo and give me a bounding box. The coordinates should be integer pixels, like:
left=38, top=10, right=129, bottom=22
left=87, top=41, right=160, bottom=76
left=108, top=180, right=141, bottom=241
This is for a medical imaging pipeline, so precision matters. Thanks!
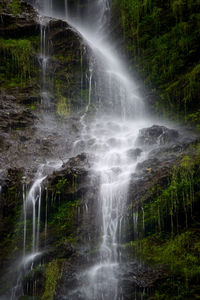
left=31, top=0, right=154, bottom=299
left=49, top=1, right=152, bottom=299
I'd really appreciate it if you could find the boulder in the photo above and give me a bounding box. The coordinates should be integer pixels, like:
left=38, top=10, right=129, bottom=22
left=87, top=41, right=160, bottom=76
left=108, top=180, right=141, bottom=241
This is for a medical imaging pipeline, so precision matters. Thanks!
left=136, top=125, right=179, bottom=146
left=127, top=148, right=142, bottom=160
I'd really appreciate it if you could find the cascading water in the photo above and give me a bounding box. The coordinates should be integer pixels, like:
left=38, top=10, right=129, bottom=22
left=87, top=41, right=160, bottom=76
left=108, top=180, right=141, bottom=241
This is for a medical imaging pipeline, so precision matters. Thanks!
left=7, top=0, right=157, bottom=298
left=40, top=0, right=152, bottom=299
left=10, top=165, right=46, bottom=300
left=9, top=156, right=65, bottom=300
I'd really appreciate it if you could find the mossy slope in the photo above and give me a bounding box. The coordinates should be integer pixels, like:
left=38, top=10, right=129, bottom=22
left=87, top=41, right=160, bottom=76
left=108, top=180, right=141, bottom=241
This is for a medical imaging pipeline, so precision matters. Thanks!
left=113, top=0, right=200, bottom=124
left=126, top=143, right=200, bottom=299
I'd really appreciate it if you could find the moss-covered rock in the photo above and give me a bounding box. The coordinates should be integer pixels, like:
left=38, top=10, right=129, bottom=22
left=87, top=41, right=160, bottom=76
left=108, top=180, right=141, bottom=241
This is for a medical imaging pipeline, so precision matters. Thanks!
left=45, top=19, right=90, bottom=116
left=18, top=153, right=99, bottom=299
left=124, top=140, right=200, bottom=298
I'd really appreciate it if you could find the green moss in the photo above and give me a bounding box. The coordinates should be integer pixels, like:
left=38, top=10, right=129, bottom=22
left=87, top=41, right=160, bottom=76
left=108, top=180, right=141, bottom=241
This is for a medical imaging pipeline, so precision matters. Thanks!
left=57, top=95, right=71, bottom=117
left=7, top=0, right=22, bottom=15
left=127, top=229, right=200, bottom=299
left=54, top=52, right=72, bottom=63
left=47, top=175, right=79, bottom=244
left=125, top=143, right=200, bottom=298
left=56, top=178, right=68, bottom=194
left=42, top=260, right=64, bottom=300
left=28, top=103, right=38, bottom=111
left=0, top=37, right=37, bottom=87
left=129, top=230, right=200, bottom=274
left=49, top=200, right=78, bottom=239
left=136, top=144, right=200, bottom=237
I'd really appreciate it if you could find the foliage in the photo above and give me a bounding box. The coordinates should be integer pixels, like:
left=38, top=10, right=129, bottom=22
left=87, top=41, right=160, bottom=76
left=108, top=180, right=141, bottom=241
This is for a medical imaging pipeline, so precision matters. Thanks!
left=126, top=143, right=200, bottom=298
left=56, top=178, right=68, bottom=194
left=138, top=146, right=200, bottom=236
left=7, top=0, right=22, bottom=15
left=113, top=0, right=200, bottom=122
left=0, top=37, right=37, bottom=87
left=49, top=199, right=78, bottom=239
left=47, top=175, right=79, bottom=241
left=128, top=229, right=200, bottom=299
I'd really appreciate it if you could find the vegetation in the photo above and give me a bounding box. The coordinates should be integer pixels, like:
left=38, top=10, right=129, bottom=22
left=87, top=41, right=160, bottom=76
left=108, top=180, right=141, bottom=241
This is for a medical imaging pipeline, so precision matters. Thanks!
left=42, top=260, right=64, bottom=300
left=113, top=0, right=200, bottom=123
left=128, top=229, right=200, bottom=299
left=140, top=153, right=199, bottom=235
left=126, top=143, right=200, bottom=298
left=7, top=0, right=22, bottom=15
left=0, top=0, right=23, bottom=15
left=49, top=199, right=79, bottom=243
left=0, top=37, right=38, bottom=88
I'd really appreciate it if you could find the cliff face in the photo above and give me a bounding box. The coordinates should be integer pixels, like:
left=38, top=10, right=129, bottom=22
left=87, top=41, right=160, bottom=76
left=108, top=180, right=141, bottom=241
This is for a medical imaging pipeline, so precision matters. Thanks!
left=0, top=0, right=90, bottom=172
left=0, top=2, right=91, bottom=297
left=112, top=0, right=200, bottom=125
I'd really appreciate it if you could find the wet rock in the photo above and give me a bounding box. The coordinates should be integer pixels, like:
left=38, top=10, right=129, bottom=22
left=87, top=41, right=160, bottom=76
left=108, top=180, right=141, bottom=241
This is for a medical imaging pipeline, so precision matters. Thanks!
left=137, top=125, right=179, bottom=146
left=120, top=261, right=165, bottom=291
left=127, top=148, right=142, bottom=160
left=128, top=141, right=193, bottom=209
left=66, top=152, right=90, bottom=169
left=0, top=95, right=36, bottom=131
left=0, top=2, right=40, bottom=38
left=0, top=2, right=88, bottom=176
left=136, top=157, right=159, bottom=173
left=46, top=153, right=95, bottom=200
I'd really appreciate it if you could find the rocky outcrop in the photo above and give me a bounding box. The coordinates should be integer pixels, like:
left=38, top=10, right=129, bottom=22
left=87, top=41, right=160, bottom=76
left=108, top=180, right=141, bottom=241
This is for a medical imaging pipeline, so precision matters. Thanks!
left=122, top=126, right=200, bottom=298
left=0, top=0, right=90, bottom=174
left=0, top=3, right=90, bottom=297
left=19, top=152, right=100, bottom=299
left=136, top=125, right=179, bottom=146
left=0, top=1, right=40, bottom=38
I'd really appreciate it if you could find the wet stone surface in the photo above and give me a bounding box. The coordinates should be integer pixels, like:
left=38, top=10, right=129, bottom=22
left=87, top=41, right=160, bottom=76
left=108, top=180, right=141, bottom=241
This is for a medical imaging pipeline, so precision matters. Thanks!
left=136, top=124, right=179, bottom=146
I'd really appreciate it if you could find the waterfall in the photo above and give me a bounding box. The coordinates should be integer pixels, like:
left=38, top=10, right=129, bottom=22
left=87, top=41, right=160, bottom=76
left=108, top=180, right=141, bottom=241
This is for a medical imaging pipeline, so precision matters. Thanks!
left=36, top=1, right=151, bottom=298
left=38, top=1, right=151, bottom=299
left=8, top=0, right=154, bottom=298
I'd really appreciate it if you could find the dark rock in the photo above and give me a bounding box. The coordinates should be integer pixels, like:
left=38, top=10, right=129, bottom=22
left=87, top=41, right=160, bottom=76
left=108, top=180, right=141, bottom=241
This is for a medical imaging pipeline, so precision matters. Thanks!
left=0, top=2, right=40, bottom=38
left=64, top=152, right=90, bottom=169
left=136, top=157, right=159, bottom=173
left=127, top=148, right=142, bottom=160
left=0, top=95, right=36, bottom=131
left=136, top=125, right=179, bottom=146
left=0, top=2, right=89, bottom=176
